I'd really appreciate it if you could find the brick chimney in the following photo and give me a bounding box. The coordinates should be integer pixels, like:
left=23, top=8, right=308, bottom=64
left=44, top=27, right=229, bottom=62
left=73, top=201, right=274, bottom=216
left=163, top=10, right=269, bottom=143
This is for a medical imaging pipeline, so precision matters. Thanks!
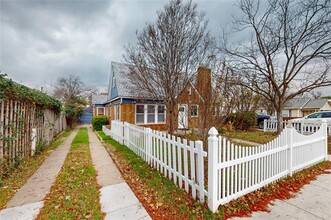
left=196, top=66, right=212, bottom=103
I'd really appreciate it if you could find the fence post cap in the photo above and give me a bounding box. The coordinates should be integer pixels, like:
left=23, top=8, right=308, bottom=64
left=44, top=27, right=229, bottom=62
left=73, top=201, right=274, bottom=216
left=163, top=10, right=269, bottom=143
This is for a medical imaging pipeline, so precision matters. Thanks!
left=208, top=127, right=218, bottom=136
left=321, top=119, right=327, bottom=124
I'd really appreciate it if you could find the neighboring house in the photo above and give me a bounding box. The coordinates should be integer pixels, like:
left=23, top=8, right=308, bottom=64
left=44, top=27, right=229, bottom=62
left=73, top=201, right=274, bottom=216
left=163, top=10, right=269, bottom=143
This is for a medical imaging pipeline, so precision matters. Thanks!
left=104, top=61, right=211, bottom=131
left=106, top=62, right=166, bottom=130
left=91, top=94, right=108, bottom=116
left=282, top=98, right=331, bottom=117
left=301, top=99, right=331, bottom=116
left=175, top=67, right=211, bottom=130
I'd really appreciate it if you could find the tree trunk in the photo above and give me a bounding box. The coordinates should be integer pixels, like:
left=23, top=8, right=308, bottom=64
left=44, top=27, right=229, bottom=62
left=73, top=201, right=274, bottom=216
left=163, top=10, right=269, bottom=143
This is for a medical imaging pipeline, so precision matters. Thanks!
left=167, top=101, right=176, bottom=135
left=276, top=107, right=283, bottom=134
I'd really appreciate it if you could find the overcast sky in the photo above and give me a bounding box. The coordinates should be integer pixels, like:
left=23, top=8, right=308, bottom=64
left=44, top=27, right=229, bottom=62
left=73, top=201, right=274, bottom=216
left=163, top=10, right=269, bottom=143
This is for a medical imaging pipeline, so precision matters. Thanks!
left=1, top=0, right=330, bottom=95
left=0, top=0, right=237, bottom=93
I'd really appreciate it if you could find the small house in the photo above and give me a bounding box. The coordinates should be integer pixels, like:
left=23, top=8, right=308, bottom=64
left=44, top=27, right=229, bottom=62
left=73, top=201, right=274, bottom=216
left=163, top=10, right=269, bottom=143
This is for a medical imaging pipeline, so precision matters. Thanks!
left=104, top=61, right=212, bottom=131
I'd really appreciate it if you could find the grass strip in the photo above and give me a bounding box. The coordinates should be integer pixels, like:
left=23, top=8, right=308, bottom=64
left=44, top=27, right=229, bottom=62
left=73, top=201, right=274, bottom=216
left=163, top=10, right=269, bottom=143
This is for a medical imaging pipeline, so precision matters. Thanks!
left=96, top=131, right=215, bottom=220
left=222, top=130, right=277, bottom=144
left=97, top=130, right=331, bottom=220
left=37, top=128, right=103, bottom=220
left=0, top=130, right=72, bottom=209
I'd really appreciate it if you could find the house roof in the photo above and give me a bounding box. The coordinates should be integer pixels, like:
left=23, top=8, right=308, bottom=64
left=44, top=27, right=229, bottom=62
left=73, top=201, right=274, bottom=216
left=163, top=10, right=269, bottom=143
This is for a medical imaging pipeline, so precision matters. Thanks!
left=108, top=61, right=155, bottom=101
left=302, top=99, right=330, bottom=109
left=284, top=98, right=310, bottom=109
left=92, top=94, right=108, bottom=105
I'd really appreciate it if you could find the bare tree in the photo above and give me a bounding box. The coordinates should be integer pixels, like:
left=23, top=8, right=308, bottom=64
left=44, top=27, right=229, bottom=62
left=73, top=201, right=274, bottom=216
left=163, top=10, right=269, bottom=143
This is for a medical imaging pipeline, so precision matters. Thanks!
left=125, top=0, right=216, bottom=134
left=222, top=0, right=331, bottom=133
left=53, top=75, right=88, bottom=128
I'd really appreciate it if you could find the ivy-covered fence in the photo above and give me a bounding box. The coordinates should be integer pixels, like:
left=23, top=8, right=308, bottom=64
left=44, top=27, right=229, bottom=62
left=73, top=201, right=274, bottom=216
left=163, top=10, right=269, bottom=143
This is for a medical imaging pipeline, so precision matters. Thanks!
left=0, top=75, right=66, bottom=164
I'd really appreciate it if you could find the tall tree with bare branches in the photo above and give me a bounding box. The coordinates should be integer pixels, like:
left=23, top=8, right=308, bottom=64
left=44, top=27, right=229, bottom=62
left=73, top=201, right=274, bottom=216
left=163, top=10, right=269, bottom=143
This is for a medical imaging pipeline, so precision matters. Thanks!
left=125, top=0, right=216, bottom=134
left=53, top=75, right=88, bottom=128
left=222, top=0, right=331, bottom=133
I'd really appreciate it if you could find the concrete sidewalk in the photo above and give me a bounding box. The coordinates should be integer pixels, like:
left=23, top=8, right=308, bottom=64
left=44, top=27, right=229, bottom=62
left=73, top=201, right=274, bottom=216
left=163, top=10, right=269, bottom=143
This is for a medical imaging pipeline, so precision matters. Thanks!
left=0, top=129, right=78, bottom=220
left=233, top=157, right=331, bottom=220
left=88, top=127, right=151, bottom=220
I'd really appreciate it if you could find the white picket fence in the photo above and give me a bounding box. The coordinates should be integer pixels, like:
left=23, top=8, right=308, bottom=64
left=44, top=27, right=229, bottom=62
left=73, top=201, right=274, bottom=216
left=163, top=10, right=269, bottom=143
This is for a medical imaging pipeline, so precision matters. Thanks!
left=208, top=121, right=328, bottom=212
left=102, top=120, right=328, bottom=213
left=103, top=121, right=207, bottom=203
left=264, top=118, right=331, bottom=134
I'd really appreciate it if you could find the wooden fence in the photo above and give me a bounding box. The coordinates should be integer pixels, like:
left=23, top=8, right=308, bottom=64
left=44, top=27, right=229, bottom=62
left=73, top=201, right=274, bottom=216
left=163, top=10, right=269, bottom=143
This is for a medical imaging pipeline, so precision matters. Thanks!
left=103, top=120, right=328, bottom=213
left=0, top=99, right=66, bottom=163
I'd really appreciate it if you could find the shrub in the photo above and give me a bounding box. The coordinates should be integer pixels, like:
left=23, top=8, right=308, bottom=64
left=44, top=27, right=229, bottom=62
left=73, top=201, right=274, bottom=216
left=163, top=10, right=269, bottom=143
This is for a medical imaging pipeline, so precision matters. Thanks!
left=92, top=115, right=108, bottom=131
left=227, top=111, right=257, bottom=131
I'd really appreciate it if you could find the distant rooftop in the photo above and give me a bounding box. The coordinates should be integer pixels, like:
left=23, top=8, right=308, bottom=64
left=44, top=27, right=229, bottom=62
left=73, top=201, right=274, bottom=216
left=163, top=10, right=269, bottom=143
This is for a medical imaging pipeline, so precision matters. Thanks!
left=302, top=99, right=330, bottom=109
left=284, top=98, right=310, bottom=109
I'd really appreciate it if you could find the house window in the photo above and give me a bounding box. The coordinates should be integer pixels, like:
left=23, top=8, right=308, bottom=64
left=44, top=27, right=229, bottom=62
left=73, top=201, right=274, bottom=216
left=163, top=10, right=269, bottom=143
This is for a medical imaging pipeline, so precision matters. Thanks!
left=147, top=105, right=156, bottom=123
left=136, top=105, right=145, bottom=124
left=114, top=105, right=120, bottom=120
left=158, top=105, right=165, bottom=123
left=191, top=105, right=198, bottom=117
left=188, top=87, right=192, bottom=95
left=136, top=104, right=166, bottom=124
left=97, top=107, right=105, bottom=115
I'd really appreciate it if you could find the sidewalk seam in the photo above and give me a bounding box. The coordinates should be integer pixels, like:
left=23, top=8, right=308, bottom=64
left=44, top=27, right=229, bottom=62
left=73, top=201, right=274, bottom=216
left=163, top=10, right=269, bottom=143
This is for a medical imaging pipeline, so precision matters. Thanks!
left=283, top=200, right=324, bottom=220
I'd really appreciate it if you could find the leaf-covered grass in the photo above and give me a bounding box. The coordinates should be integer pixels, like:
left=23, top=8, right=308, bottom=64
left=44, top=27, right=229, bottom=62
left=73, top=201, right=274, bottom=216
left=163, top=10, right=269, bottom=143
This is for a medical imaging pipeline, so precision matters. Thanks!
left=97, top=130, right=331, bottom=219
left=223, top=130, right=277, bottom=144
left=96, top=131, right=215, bottom=220
left=0, top=130, right=71, bottom=210
left=37, top=128, right=103, bottom=219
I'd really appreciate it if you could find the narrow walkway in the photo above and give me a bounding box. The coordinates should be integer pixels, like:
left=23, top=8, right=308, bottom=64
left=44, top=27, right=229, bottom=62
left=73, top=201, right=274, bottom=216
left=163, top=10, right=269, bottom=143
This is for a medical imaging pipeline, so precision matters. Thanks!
left=0, top=129, right=78, bottom=220
left=88, top=127, right=151, bottom=220
left=229, top=138, right=260, bottom=146
left=233, top=157, right=331, bottom=219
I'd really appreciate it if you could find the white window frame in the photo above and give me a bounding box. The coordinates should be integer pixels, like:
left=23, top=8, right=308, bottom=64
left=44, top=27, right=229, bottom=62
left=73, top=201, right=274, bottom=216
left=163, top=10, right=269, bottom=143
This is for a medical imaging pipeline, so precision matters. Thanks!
left=96, top=107, right=105, bottom=115
left=191, top=105, right=199, bottom=117
left=135, top=104, right=166, bottom=125
left=114, top=105, right=120, bottom=120
left=136, top=104, right=145, bottom=124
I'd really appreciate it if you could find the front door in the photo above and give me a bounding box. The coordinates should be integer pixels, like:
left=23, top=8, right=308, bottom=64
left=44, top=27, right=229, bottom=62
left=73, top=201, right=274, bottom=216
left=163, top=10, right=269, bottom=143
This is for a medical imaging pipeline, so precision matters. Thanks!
left=178, top=104, right=188, bottom=129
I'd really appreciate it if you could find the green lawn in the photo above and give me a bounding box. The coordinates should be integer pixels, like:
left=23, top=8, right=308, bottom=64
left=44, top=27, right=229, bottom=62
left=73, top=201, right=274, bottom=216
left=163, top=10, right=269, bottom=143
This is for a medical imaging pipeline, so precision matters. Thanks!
left=222, top=130, right=277, bottom=144
left=37, top=128, right=103, bottom=219
left=0, top=130, right=72, bottom=210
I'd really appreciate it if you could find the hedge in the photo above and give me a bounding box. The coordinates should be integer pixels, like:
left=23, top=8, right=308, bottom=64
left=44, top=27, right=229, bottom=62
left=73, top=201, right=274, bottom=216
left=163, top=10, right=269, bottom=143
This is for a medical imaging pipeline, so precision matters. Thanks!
left=92, top=115, right=108, bottom=131
left=0, top=74, right=61, bottom=114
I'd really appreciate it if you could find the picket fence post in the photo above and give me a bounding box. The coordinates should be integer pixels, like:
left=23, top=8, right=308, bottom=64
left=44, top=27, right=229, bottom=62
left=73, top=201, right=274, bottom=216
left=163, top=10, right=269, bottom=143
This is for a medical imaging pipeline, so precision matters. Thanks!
left=146, top=128, right=152, bottom=164
left=263, top=119, right=267, bottom=132
left=124, top=122, right=129, bottom=146
left=196, top=140, right=205, bottom=203
left=321, top=119, right=328, bottom=161
left=121, top=122, right=124, bottom=145
left=31, top=128, right=37, bottom=156
left=286, top=124, right=293, bottom=176
left=207, top=127, right=219, bottom=212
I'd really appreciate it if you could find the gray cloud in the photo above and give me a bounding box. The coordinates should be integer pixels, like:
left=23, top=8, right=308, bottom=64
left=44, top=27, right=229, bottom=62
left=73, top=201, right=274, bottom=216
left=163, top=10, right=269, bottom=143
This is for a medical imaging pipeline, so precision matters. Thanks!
left=1, top=0, right=330, bottom=95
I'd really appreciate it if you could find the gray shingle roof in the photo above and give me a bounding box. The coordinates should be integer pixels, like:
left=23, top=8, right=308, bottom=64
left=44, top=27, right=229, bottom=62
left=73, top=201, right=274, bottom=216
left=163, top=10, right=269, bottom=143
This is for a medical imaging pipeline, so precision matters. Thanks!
left=109, top=61, right=159, bottom=100
left=91, top=94, right=108, bottom=105
left=284, top=98, right=310, bottom=109
left=302, top=99, right=329, bottom=109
